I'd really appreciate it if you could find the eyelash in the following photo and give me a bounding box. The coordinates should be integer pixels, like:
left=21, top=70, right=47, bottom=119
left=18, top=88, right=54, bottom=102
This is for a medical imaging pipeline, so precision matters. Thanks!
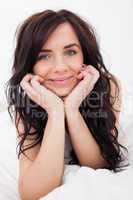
left=64, top=50, right=77, bottom=56
left=37, top=50, right=77, bottom=61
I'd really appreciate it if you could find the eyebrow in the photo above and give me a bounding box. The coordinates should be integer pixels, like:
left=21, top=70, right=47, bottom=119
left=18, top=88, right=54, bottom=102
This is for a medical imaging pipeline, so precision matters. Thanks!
left=40, top=43, right=81, bottom=53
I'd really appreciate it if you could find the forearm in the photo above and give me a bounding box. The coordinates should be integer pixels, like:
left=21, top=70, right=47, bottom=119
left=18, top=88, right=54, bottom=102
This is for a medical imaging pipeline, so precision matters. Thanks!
left=65, top=110, right=107, bottom=169
left=19, top=110, right=65, bottom=200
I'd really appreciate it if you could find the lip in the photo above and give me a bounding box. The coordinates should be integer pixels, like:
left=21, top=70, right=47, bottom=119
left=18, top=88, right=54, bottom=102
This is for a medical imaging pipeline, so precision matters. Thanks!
left=48, top=76, right=73, bottom=86
left=50, top=76, right=73, bottom=81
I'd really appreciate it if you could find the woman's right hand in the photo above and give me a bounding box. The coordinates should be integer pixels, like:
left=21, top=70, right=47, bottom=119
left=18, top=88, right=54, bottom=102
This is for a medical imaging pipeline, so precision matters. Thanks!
left=20, top=74, right=64, bottom=115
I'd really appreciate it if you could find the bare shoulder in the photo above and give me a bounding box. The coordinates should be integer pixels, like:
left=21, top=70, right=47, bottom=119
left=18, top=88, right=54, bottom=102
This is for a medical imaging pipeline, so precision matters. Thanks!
left=109, top=75, right=122, bottom=97
left=109, top=74, right=122, bottom=112
left=109, top=75, right=122, bottom=134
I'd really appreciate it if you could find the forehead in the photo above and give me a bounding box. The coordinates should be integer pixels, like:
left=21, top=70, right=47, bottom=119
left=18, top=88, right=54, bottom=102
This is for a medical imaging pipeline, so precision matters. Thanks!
left=42, top=22, right=81, bottom=49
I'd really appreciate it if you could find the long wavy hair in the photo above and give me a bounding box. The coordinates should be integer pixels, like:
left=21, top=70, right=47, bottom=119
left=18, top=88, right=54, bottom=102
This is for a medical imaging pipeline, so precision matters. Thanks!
left=6, top=9, right=128, bottom=172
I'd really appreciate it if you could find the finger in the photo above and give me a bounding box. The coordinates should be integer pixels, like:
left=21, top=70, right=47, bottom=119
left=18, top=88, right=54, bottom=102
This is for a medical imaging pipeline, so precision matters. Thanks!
left=80, top=65, right=94, bottom=77
left=81, top=64, right=99, bottom=77
left=76, top=72, right=84, bottom=79
left=32, top=75, right=44, bottom=83
left=30, top=79, right=54, bottom=106
left=81, top=64, right=88, bottom=71
left=82, top=65, right=100, bottom=81
left=20, top=74, right=46, bottom=105
left=20, top=75, right=39, bottom=99
left=81, top=65, right=94, bottom=75
left=31, top=79, right=42, bottom=91
left=20, top=74, right=35, bottom=90
left=30, top=78, right=48, bottom=95
left=77, top=65, right=90, bottom=78
left=21, top=81, right=37, bottom=96
left=86, top=65, right=100, bottom=76
left=83, top=70, right=99, bottom=91
left=81, top=70, right=93, bottom=80
left=78, top=72, right=95, bottom=94
left=21, top=74, right=34, bottom=83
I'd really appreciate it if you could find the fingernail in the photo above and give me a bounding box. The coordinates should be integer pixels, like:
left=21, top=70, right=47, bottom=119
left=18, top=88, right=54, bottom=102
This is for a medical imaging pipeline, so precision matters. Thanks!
left=81, top=64, right=87, bottom=70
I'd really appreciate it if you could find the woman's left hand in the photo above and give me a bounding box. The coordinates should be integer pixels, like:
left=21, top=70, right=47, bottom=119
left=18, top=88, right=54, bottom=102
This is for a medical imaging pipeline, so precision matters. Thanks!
left=63, top=64, right=100, bottom=112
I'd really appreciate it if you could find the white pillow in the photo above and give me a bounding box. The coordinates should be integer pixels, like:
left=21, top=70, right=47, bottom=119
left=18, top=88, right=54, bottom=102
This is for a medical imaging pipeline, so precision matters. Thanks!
left=0, top=110, right=20, bottom=200
left=118, top=80, right=133, bottom=165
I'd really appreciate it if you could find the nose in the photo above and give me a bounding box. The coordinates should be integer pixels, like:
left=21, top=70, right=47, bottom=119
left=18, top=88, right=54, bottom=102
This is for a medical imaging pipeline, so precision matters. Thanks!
left=53, top=55, right=69, bottom=73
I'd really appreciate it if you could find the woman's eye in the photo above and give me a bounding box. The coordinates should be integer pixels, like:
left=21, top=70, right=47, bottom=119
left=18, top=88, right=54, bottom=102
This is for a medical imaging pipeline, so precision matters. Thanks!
left=65, top=50, right=77, bottom=56
left=37, top=50, right=77, bottom=61
left=37, top=54, right=50, bottom=60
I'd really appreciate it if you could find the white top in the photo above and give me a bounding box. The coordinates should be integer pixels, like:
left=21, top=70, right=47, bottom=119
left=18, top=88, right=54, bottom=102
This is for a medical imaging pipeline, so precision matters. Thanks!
left=64, top=131, right=73, bottom=164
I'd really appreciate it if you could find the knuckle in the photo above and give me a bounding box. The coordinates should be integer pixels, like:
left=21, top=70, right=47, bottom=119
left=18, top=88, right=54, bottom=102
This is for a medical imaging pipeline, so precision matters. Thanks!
left=30, top=91, right=37, bottom=99
left=20, top=81, right=24, bottom=88
left=24, top=73, right=30, bottom=78
left=89, top=65, right=95, bottom=70
left=20, top=80, right=23, bottom=86
left=25, top=73, right=34, bottom=80
left=30, top=79, right=34, bottom=84
left=34, top=75, right=40, bottom=78
left=97, top=71, right=100, bottom=78
left=32, top=93, right=36, bottom=99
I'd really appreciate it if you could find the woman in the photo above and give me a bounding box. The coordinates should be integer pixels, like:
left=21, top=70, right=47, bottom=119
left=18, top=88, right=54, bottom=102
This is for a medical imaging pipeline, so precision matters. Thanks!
left=6, top=9, right=128, bottom=200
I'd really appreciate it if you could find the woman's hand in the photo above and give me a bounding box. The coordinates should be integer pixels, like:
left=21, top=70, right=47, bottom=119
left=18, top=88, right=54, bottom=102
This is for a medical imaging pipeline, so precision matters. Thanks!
left=63, top=64, right=100, bottom=112
left=20, top=74, right=64, bottom=115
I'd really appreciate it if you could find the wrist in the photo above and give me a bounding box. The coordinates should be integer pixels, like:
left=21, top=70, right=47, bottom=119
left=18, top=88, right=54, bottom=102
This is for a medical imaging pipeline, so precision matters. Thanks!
left=48, top=106, right=65, bottom=118
left=64, top=102, right=79, bottom=112
left=65, top=106, right=80, bottom=117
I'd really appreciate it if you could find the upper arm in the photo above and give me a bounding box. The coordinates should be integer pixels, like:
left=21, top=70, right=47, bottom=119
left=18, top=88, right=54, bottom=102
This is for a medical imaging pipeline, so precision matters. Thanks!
left=16, top=116, right=41, bottom=181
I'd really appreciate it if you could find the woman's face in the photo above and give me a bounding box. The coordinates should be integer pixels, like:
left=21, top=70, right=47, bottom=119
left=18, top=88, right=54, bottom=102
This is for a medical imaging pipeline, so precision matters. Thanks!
left=33, top=22, right=84, bottom=98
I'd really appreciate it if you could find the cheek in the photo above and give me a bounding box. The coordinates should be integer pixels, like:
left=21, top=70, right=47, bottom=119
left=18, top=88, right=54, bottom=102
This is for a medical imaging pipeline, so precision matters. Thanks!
left=70, top=63, right=83, bottom=75
left=33, top=63, right=49, bottom=77
left=65, top=54, right=83, bottom=72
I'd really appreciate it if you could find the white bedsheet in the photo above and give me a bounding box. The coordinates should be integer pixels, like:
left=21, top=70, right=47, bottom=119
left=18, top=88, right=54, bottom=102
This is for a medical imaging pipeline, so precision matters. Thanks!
left=40, top=164, right=133, bottom=200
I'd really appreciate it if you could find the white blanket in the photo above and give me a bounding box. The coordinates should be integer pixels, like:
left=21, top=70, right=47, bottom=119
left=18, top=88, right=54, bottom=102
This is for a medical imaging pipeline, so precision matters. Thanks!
left=39, top=165, right=133, bottom=200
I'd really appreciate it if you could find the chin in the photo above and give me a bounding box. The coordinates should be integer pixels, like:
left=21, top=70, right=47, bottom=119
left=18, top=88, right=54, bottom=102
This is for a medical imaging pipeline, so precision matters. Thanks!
left=52, top=89, right=71, bottom=98
left=43, top=77, right=79, bottom=97
left=44, top=80, right=78, bottom=98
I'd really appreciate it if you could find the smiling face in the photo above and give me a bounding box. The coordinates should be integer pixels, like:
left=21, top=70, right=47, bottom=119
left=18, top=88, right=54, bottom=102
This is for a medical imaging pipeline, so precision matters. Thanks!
left=33, top=22, right=84, bottom=98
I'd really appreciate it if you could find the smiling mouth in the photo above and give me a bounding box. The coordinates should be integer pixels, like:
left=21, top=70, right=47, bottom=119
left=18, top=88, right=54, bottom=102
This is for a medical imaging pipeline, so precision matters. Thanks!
left=48, top=76, right=73, bottom=86
left=50, top=76, right=73, bottom=81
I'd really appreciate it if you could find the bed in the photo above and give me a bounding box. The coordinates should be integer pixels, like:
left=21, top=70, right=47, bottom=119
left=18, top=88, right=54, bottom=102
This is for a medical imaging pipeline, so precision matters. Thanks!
left=0, top=105, right=133, bottom=200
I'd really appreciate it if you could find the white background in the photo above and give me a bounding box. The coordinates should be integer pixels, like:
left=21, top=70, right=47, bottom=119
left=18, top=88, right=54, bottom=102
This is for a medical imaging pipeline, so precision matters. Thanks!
left=0, top=2, right=132, bottom=199
left=0, top=0, right=133, bottom=115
